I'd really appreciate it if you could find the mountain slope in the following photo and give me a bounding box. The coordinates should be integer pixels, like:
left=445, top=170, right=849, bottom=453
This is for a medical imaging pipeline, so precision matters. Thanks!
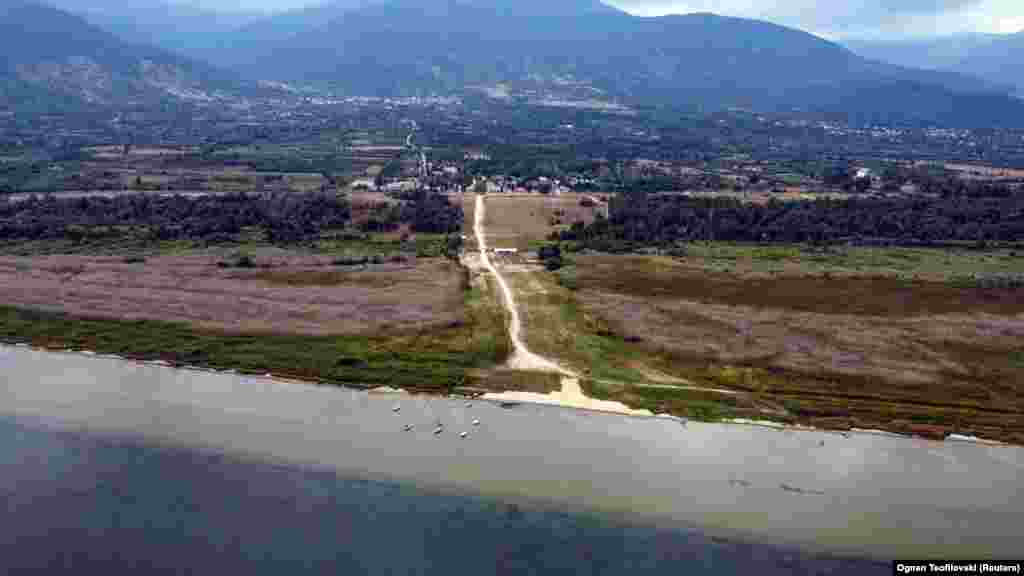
left=843, top=34, right=1003, bottom=71
left=43, top=0, right=263, bottom=58
left=227, top=1, right=1023, bottom=126
left=844, top=33, right=1024, bottom=96
left=0, top=0, right=250, bottom=112
left=954, top=32, right=1024, bottom=95
left=206, top=0, right=371, bottom=69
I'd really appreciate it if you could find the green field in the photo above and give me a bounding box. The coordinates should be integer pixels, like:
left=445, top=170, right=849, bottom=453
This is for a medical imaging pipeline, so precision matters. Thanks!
left=0, top=230, right=452, bottom=260
left=679, top=242, right=1024, bottom=282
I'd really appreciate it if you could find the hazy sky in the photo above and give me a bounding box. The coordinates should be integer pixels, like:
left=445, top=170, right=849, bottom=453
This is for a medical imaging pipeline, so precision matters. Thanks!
left=184, top=0, right=1024, bottom=38
left=614, top=0, right=1024, bottom=37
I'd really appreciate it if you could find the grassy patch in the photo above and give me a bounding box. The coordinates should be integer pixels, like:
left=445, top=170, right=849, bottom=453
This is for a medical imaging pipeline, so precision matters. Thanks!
left=0, top=229, right=450, bottom=260
left=466, top=370, right=562, bottom=394
left=682, top=242, right=1024, bottom=281
left=581, top=379, right=738, bottom=421
left=509, top=269, right=647, bottom=384
left=315, top=233, right=449, bottom=259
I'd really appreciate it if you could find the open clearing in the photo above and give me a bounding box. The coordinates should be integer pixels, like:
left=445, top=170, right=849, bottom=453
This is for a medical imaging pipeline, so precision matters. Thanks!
left=0, top=254, right=463, bottom=336
left=480, top=193, right=607, bottom=250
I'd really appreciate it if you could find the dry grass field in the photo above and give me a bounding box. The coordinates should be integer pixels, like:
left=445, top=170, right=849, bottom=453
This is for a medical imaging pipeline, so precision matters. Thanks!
left=481, top=193, right=606, bottom=250
left=0, top=254, right=463, bottom=336
left=566, top=253, right=1024, bottom=442
left=573, top=253, right=1024, bottom=317
left=0, top=247, right=512, bottom=391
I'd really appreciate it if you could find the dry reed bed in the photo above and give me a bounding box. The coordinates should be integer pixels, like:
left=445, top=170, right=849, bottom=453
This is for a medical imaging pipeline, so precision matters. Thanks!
left=0, top=254, right=463, bottom=336
left=571, top=254, right=1024, bottom=440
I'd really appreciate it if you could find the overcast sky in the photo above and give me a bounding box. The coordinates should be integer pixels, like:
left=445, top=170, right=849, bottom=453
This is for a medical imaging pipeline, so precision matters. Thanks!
left=187, top=0, right=1024, bottom=38
left=612, top=0, right=1024, bottom=37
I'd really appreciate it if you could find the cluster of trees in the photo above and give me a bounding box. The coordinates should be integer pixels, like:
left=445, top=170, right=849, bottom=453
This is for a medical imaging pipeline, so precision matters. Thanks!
left=0, top=189, right=462, bottom=244
left=538, top=244, right=563, bottom=271
left=396, top=189, right=463, bottom=234
left=559, top=194, right=1024, bottom=250
left=0, top=192, right=352, bottom=244
left=360, top=189, right=463, bottom=235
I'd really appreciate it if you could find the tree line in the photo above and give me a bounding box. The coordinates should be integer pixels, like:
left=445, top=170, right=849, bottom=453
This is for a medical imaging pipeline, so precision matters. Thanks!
left=559, top=194, right=1024, bottom=250
left=0, top=190, right=462, bottom=245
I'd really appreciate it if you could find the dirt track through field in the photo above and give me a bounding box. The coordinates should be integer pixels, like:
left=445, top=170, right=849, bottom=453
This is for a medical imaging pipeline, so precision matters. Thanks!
left=473, top=194, right=651, bottom=415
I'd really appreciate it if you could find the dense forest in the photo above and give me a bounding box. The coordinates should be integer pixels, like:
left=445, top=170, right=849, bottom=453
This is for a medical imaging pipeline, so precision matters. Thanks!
left=559, top=193, right=1024, bottom=250
left=0, top=190, right=462, bottom=245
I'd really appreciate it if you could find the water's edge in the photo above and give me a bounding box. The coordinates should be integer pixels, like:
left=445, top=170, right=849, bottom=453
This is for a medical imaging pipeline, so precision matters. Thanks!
left=2, top=344, right=1021, bottom=562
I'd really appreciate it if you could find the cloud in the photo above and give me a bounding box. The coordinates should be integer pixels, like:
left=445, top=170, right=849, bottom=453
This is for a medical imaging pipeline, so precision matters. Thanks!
left=607, top=0, right=1019, bottom=37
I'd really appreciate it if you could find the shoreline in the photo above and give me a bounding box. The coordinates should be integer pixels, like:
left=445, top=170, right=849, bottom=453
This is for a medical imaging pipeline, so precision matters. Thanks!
left=3, top=341, right=1022, bottom=560
left=1, top=341, right=1008, bottom=446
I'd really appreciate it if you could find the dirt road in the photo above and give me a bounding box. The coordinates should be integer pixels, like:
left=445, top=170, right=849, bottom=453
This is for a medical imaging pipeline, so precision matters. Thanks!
left=473, top=194, right=651, bottom=415
left=474, top=194, right=567, bottom=374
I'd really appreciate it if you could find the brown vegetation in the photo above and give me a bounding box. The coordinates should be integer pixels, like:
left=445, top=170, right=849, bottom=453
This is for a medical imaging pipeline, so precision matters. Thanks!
left=482, top=193, right=605, bottom=250
left=0, top=253, right=463, bottom=336
left=569, top=254, right=1024, bottom=442
left=573, top=254, right=1024, bottom=317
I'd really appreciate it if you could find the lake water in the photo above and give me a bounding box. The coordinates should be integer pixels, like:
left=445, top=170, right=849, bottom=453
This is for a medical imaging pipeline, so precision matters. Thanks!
left=1, top=345, right=1020, bottom=573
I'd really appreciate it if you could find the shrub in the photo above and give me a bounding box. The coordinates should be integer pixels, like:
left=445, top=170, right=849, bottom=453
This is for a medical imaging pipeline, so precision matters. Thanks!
left=332, top=255, right=369, bottom=267
left=235, top=254, right=256, bottom=269
left=557, top=267, right=578, bottom=291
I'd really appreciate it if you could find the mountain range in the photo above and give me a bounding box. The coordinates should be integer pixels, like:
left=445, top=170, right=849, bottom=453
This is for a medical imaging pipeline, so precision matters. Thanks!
left=0, top=0, right=260, bottom=114
left=44, top=0, right=264, bottom=57
left=845, top=32, right=1024, bottom=97
left=6, top=0, right=1024, bottom=127
left=955, top=33, right=1024, bottom=96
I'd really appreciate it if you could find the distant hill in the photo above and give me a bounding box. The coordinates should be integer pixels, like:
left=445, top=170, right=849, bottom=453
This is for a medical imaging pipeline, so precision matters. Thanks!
left=205, top=0, right=371, bottom=69
left=208, top=0, right=627, bottom=69
left=216, top=1, right=1024, bottom=126
left=954, top=32, right=1024, bottom=96
left=6, top=0, right=1023, bottom=127
left=0, top=0, right=253, bottom=113
left=42, top=0, right=263, bottom=58
left=845, top=33, right=1024, bottom=96
left=843, top=34, right=1003, bottom=71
